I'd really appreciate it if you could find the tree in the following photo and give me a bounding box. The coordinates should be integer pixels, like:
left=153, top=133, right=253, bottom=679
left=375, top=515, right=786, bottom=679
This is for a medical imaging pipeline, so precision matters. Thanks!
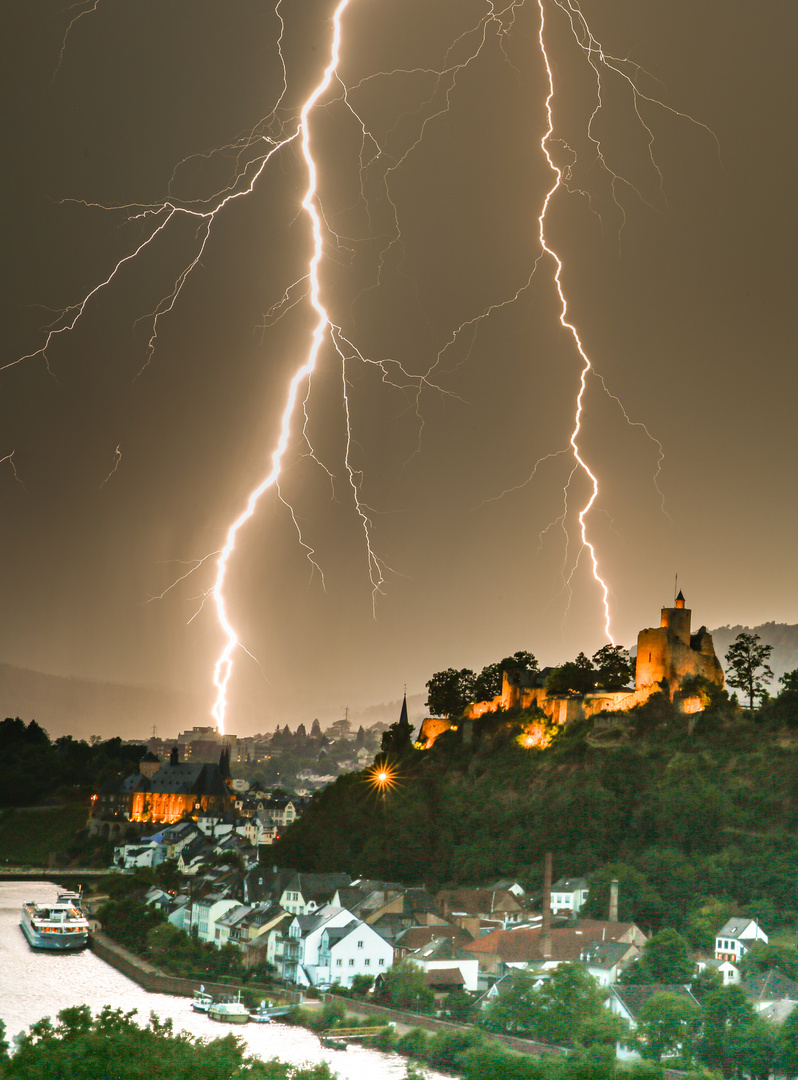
left=776, top=1004, right=798, bottom=1077
left=349, top=973, right=374, bottom=996
left=6, top=1004, right=269, bottom=1080
left=724, top=632, right=774, bottom=709
left=637, top=928, right=694, bottom=983
left=592, top=645, right=634, bottom=691
left=474, top=652, right=540, bottom=700
left=698, top=985, right=761, bottom=1078
left=425, top=668, right=477, bottom=718
left=533, top=963, right=624, bottom=1048
left=484, top=964, right=623, bottom=1048
left=375, top=959, right=434, bottom=1012
left=480, top=971, right=537, bottom=1035
left=635, top=992, right=700, bottom=1062
left=546, top=653, right=596, bottom=695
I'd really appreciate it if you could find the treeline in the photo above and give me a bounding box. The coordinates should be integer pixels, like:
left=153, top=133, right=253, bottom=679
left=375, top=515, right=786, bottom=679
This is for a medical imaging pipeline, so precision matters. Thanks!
left=0, top=1006, right=329, bottom=1080
left=273, top=691, right=798, bottom=935
left=0, top=717, right=145, bottom=807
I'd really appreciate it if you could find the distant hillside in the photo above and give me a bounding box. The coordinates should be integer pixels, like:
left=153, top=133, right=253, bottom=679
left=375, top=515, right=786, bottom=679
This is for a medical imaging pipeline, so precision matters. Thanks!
left=711, top=622, right=798, bottom=688
left=0, top=664, right=204, bottom=741
left=0, top=663, right=428, bottom=744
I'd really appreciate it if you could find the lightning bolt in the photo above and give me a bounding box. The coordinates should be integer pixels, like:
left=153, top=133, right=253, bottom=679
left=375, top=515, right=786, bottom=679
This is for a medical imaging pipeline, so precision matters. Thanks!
left=99, top=445, right=122, bottom=489
left=536, top=0, right=614, bottom=639
left=0, top=452, right=24, bottom=489
left=211, top=0, right=365, bottom=734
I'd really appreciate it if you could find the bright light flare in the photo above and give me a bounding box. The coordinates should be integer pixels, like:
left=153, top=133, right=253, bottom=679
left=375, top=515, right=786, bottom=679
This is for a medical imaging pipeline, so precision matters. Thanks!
left=366, top=762, right=399, bottom=794
left=516, top=722, right=554, bottom=751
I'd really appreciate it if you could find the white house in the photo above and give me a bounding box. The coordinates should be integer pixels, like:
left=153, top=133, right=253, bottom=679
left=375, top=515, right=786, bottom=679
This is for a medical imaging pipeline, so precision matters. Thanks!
left=244, top=813, right=278, bottom=847
left=715, top=918, right=768, bottom=963
left=551, top=877, right=589, bottom=914
left=283, top=904, right=358, bottom=985
left=316, top=920, right=394, bottom=989
left=696, top=956, right=740, bottom=986
left=580, top=940, right=640, bottom=987
left=278, top=873, right=351, bottom=916
left=112, top=839, right=166, bottom=869
left=189, top=896, right=240, bottom=945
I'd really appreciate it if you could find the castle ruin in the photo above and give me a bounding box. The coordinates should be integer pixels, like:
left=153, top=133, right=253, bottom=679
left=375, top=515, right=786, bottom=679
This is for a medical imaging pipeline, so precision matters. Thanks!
left=417, top=591, right=724, bottom=746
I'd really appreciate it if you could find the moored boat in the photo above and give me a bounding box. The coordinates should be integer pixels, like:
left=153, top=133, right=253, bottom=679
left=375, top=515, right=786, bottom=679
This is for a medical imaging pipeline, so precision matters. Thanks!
left=191, top=986, right=214, bottom=1012
left=208, top=995, right=249, bottom=1024
left=20, top=891, right=90, bottom=951
left=248, top=1000, right=273, bottom=1023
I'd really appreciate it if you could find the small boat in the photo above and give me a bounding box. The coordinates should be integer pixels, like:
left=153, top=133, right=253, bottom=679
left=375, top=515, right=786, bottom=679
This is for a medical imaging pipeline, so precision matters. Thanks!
left=21, top=891, right=90, bottom=951
left=208, top=994, right=249, bottom=1024
left=191, top=987, right=214, bottom=1012
left=248, top=1000, right=273, bottom=1023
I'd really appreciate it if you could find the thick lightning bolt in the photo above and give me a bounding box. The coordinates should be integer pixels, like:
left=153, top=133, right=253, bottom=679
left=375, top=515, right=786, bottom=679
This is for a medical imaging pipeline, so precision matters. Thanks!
left=536, top=0, right=613, bottom=639
left=211, top=0, right=357, bottom=733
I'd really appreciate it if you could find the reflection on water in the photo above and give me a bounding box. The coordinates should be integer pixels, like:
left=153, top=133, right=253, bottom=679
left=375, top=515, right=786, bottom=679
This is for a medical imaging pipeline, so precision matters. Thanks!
left=0, top=882, right=448, bottom=1079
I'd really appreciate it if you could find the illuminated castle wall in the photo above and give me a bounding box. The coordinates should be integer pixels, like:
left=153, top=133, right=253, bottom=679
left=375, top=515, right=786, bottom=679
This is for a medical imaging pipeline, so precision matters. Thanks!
left=417, top=592, right=724, bottom=747
left=634, top=591, right=724, bottom=698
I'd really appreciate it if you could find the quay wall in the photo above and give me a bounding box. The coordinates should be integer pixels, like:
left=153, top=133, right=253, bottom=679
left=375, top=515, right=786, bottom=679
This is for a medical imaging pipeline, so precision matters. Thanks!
left=90, top=933, right=686, bottom=1076
left=89, top=931, right=300, bottom=1004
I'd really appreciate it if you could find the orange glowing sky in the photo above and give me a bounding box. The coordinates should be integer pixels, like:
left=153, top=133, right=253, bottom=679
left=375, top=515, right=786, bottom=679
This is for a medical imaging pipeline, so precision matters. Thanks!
left=1, top=0, right=797, bottom=734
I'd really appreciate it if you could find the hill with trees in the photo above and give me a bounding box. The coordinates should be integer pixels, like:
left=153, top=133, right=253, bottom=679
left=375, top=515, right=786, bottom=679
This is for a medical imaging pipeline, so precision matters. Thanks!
left=273, top=652, right=798, bottom=944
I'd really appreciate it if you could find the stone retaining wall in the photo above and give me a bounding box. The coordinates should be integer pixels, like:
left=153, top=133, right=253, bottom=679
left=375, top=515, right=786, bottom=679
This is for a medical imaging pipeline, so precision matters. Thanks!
left=89, top=931, right=300, bottom=1004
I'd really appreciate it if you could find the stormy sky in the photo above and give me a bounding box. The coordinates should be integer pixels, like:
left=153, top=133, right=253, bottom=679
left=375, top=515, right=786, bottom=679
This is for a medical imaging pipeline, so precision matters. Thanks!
left=2, top=0, right=796, bottom=733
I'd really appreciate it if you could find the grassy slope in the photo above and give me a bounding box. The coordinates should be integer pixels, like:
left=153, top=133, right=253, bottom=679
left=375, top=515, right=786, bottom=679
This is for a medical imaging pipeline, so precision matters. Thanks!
left=0, top=804, right=89, bottom=865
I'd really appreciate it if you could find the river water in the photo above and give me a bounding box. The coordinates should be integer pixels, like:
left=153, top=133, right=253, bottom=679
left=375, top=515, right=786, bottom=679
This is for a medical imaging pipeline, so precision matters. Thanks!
left=0, top=882, right=448, bottom=1079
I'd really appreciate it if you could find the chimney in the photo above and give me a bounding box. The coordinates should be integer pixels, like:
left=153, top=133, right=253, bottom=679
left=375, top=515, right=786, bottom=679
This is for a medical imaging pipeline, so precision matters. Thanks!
left=609, top=878, right=619, bottom=922
left=541, top=852, right=552, bottom=959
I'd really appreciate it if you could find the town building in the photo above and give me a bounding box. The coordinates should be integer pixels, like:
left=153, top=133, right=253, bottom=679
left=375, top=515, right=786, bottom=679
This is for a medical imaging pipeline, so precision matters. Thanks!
left=714, top=918, right=768, bottom=963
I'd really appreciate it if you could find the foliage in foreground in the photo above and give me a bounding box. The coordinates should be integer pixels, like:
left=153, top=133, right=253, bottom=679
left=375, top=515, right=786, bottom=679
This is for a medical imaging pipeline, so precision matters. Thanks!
left=0, top=1006, right=333, bottom=1080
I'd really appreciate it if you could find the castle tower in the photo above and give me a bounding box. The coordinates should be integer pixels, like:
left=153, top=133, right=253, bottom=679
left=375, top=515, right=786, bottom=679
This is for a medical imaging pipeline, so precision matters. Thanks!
left=635, top=590, right=724, bottom=700
left=660, top=589, right=691, bottom=646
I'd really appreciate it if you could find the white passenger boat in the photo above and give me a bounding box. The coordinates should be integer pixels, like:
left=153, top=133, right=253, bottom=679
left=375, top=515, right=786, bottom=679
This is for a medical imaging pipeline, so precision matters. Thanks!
left=208, top=994, right=249, bottom=1024
left=20, top=891, right=90, bottom=951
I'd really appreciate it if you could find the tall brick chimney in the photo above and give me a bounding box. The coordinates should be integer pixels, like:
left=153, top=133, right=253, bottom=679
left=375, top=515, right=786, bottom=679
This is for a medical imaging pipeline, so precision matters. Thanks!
left=541, top=852, right=552, bottom=959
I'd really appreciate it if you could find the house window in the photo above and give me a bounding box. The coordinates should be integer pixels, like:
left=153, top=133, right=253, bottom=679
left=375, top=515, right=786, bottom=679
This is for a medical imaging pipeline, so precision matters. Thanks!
left=365, top=959, right=370, bottom=966
left=349, top=959, right=355, bottom=966
left=336, top=959, right=342, bottom=966
left=379, top=959, right=384, bottom=966
left=357, top=940, right=363, bottom=948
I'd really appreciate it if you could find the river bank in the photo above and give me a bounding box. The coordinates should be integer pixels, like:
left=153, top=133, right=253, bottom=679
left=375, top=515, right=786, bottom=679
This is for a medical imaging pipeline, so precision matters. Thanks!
left=89, top=928, right=566, bottom=1058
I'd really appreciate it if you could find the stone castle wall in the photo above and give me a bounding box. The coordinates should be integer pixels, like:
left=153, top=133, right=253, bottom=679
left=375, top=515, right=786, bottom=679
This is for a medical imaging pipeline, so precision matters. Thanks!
left=418, top=594, right=725, bottom=748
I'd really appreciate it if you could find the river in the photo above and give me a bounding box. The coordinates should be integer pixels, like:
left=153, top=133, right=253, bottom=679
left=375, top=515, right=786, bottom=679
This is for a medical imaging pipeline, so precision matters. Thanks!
left=0, top=882, right=449, bottom=1079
